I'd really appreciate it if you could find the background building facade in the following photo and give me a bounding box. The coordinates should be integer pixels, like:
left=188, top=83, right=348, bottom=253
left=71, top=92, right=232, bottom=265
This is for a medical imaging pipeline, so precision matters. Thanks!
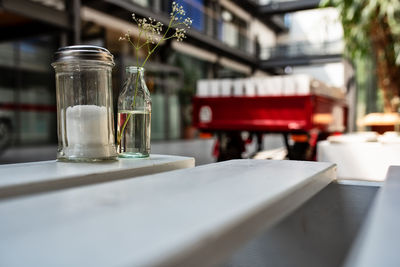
left=0, top=0, right=348, bottom=151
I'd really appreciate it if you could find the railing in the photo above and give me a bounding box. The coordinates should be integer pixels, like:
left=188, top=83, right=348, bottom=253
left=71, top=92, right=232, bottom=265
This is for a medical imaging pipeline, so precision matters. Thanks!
left=246, top=0, right=321, bottom=15
left=30, top=0, right=65, bottom=10
left=249, top=0, right=317, bottom=5
left=260, top=40, right=343, bottom=60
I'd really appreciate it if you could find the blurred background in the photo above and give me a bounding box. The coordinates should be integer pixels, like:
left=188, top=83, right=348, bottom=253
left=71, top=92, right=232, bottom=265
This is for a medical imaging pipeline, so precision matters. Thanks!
left=0, top=0, right=391, bottom=165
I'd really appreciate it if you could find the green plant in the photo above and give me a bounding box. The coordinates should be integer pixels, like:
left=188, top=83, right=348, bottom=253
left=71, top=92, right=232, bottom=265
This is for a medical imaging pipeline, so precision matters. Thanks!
left=321, top=0, right=400, bottom=112
left=117, top=1, right=192, bottom=145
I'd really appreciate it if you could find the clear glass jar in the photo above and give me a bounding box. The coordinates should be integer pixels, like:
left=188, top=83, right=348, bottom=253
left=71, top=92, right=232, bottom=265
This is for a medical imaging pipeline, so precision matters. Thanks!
left=52, top=46, right=117, bottom=162
left=117, top=67, right=152, bottom=158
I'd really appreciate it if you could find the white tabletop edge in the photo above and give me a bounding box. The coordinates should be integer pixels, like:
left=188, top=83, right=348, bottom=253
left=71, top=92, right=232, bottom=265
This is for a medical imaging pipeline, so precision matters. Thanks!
left=0, top=154, right=195, bottom=199
left=335, top=179, right=383, bottom=187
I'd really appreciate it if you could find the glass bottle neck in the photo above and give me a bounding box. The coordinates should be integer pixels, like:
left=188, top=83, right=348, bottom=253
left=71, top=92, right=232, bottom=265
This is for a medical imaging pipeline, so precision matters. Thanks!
left=126, top=67, right=145, bottom=80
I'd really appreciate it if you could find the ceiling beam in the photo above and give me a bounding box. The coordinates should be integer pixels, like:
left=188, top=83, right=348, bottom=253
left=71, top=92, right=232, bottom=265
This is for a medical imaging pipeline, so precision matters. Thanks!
left=231, top=0, right=288, bottom=33
left=0, top=0, right=70, bottom=29
left=259, top=0, right=321, bottom=15
left=259, top=54, right=342, bottom=70
left=0, top=22, right=61, bottom=42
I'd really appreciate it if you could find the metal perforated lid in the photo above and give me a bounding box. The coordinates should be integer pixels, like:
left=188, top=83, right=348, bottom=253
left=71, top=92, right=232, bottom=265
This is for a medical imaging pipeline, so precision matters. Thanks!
left=52, top=45, right=114, bottom=65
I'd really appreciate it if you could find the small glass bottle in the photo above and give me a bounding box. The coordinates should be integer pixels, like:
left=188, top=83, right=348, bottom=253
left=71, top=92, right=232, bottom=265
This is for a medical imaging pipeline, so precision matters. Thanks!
left=117, top=67, right=152, bottom=158
left=52, top=45, right=117, bottom=162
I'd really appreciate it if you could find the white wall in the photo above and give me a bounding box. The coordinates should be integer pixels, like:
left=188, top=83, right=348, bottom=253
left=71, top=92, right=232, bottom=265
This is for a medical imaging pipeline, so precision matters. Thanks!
left=218, top=0, right=277, bottom=74
left=286, top=7, right=343, bottom=44
left=292, top=62, right=345, bottom=88
left=221, top=0, right=277, bottom=51
left=249, top=19, right=276, bottom=48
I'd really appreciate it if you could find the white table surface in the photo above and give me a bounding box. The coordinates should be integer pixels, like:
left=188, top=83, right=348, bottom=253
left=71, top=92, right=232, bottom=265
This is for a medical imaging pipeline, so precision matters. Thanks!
left=343, top=166, right=400, bottom=267
left=0, top=154, right=194, bottom=199
left=0, top=159, right=335, bottom=267
left=317, top=140, right=400, bottom=181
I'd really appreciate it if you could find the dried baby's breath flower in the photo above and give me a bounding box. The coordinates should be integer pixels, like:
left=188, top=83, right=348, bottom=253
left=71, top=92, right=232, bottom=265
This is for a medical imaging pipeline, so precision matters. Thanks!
left=117, top=3, right=193, bottom=144
left=119, top=2, right=193, bottom=66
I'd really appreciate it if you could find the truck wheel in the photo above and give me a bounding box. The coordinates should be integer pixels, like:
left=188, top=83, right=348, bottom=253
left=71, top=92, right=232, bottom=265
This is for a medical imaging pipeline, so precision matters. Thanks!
left=0, top=120, right=12, bottom=154
left=217, top=132, right=245, bottom=162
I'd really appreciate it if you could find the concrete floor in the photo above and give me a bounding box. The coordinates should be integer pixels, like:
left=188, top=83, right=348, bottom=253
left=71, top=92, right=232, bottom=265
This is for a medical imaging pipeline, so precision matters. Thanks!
left=0, top=134, right=285, bottom=166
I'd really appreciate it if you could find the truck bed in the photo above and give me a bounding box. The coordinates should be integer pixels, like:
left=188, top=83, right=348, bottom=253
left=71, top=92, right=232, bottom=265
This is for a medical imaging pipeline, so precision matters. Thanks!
left=193, top=95, right=347, bottom=133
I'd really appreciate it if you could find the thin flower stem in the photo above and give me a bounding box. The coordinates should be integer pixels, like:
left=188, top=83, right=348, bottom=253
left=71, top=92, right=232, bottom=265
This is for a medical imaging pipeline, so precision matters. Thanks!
left=163, top=35, right=177, bottom=41
left=137, top=42, right=149, bottom=50
left=140, top=20, right=173, bottom=68
left=126, top=35, right=137, bottom=49
left=117, top=106, right=131, bottom=145
left=171, top=22, right=185, bottom=27
left=117, top=72, right=140, bottom=146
